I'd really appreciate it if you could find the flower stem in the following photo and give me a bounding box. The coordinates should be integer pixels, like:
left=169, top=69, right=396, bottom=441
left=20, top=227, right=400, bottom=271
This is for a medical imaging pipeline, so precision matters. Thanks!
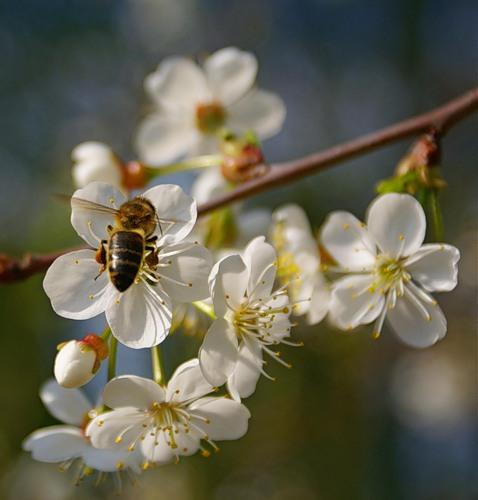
left=107, top=336, right=118, bottom=381
left=145, top=155, right=222, bottom=178
left=192, top=301, right=217, bottom=320
left=101, top=326, right=111, bottom=340
left=151, top=345, right=166, bottom=385
left=428, top=189, right=444, bottom=241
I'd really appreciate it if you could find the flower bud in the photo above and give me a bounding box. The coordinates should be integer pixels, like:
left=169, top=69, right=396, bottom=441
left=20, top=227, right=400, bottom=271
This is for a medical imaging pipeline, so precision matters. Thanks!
left=122, top=161, right=147, bottom=190
left=71, top=142, right=123, bottom=190
left=54, top=334, right=108, bottom=388
left=220, top=132, right=268, bottom=183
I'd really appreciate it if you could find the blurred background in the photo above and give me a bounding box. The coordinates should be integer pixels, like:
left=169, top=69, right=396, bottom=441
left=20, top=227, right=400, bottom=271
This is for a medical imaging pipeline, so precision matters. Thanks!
left=0, top=0, right=476, bottom=498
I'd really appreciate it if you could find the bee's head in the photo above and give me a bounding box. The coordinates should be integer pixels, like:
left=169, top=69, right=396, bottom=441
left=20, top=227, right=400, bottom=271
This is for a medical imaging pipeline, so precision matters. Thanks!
left=117, top=197, right=157, bottom=236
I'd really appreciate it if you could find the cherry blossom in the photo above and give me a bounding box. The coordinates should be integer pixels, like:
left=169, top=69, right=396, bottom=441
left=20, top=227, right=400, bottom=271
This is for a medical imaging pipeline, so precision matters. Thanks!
left=321, top=193, right=460, bottom=347
left=135, top=47, right=286, bottom=165
left=86, top=359, right=250, bottom=468
left=23, top=380, right=142, bottom=484
left=199, top=237, right=297, bottom=401
left=43, top=182, right=212, bottom=348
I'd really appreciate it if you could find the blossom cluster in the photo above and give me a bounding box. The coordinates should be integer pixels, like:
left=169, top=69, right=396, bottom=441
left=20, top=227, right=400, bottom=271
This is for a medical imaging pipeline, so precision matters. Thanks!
left=23, top=47, right=460, bottom=488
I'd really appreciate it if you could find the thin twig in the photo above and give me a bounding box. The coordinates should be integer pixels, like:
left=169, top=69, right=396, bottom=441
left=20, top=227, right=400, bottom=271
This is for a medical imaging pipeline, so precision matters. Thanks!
left=1, top=87, right=477, bottom=283
left=199, top=87, right=478, bottom=214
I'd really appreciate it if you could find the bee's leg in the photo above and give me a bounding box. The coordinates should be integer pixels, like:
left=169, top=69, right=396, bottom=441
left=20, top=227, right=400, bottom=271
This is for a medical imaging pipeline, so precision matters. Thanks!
left=145, top=236, right=158, bottom=250
left=94, top=241, right=107, bottom=280
left=145, top=247, right=159, bottom=269
left=107, top=225, right=114, bottom=234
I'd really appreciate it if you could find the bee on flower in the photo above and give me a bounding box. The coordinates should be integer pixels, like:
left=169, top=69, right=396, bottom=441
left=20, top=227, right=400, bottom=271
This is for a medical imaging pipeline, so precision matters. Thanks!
left=86, top=359, right=250, bottom=468
left=23, top=380, right=143, bottom=486
left=43, top=181, right=212, bottom=348
left=198, top=236, right=302, bottom=401
left=321, top=193, right=460, bottom=347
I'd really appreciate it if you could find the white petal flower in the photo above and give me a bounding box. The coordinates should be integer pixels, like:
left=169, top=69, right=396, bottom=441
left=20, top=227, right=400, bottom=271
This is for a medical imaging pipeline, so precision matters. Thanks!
left=43, top=182, right=212, bottom=348
left=271, top=204, right=330, bottom=325
left=199, top=237, right=298, bottom=400
left=71, top=142, right=123, bottom=190
left=136, top=47, right=286, bottom=165
left=86, top=359, right=250, bottom=468
left=23, top=380, right=142, bottom=480
left=322, top=193, right=459, bottom=347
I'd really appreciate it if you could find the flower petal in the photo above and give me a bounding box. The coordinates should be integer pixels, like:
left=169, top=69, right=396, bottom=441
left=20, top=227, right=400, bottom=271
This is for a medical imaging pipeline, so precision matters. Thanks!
left=23, top=426, right=87, bottom=462
left=272, top=204, right=318, bottom=255
left=320, top=211, right=376, bottom=271
left=199, top=318, right=238, bottom=387
left=189, top=397, right=251, bottom=440
left=71, top=182, right=126, bottom=247
left=306, top=274, right=331, bottom=325
left=406, top=244, right=460, bottom=292
left=82, top=447, right=142, bottom=473
left=40, top=379, right=91, bottom=426
left=71, top=142, right=113, bottom=162
left=145, top=57, right=211, bottom=113
left=228, top=89, right=286, bottom=139
left=387, top=292, right=447, bottom=348
left=243, top=236, right=277, bottom=301
left=329, top=275, right=385, bottom=330
left=135, top=113, right=199, bottom=165
left=227, top=340, right=262, bottom=401
left=43, top=250, right=116, bottom=320
left=191, top=167, right=228, bottom=205
left=209, top=254, right=248, bottom=317
left=366, top=193, right=426, bottom=258
left=204, top=47, right=258, bottom=106
left=140, top=432, right=176, bottom=464
left=86, top=408, right=147, bottom=450
left=142, top=184, right=197, bottom=245
left=103, top=375, right=165, bottom=409
left=158, top=242, right=212, bottom=302
left=166, top=358, right=214, bottom=402
left=106, top=281, right=172, bottom=348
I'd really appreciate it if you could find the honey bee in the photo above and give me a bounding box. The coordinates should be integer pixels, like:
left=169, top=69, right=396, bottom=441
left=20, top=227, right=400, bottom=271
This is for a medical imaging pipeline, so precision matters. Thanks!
left=70, top=196, right=166, bottom=292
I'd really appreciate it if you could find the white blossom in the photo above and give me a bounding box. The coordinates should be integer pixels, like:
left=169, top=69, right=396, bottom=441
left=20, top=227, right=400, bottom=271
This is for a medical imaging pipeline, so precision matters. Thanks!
left=72, top=142, right=123, bottom=190
left=271, top=204, right=330, bottom=325
left=321, top=193, right=460, bottom=347
left=86, top=359, right=250, bottom=468
left=199, top=237, right=297, bottom=401
left=43, top=182, right=212, bottom=348
left=135, top=47, right=286, bottom=165
left=23, top=380, right=142, bottom=483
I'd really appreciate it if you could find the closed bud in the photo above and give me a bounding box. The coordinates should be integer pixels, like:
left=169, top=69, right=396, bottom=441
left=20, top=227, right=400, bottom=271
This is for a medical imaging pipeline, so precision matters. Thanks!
left=54, top=334, right=108, bottom=388
left=220, top=132, right=268, bottom=184
left=72, top=142, right=123, bottom=190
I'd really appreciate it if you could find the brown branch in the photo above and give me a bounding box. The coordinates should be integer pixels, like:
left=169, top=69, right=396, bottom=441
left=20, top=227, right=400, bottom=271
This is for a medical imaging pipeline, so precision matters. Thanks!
left=1, top=87, right=477, bottom=283
left=0, top=247, right=83, bottom=283
left=199, top=87, right=478, bottom=214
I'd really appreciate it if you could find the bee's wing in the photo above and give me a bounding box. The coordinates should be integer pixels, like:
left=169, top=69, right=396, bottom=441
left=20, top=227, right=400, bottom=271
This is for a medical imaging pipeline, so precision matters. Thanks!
left=70, top=196, right=120, bottom=216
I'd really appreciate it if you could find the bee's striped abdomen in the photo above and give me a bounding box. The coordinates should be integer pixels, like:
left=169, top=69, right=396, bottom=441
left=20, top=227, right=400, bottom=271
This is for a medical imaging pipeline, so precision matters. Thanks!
left=108, top=231, right=144, bottom=292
